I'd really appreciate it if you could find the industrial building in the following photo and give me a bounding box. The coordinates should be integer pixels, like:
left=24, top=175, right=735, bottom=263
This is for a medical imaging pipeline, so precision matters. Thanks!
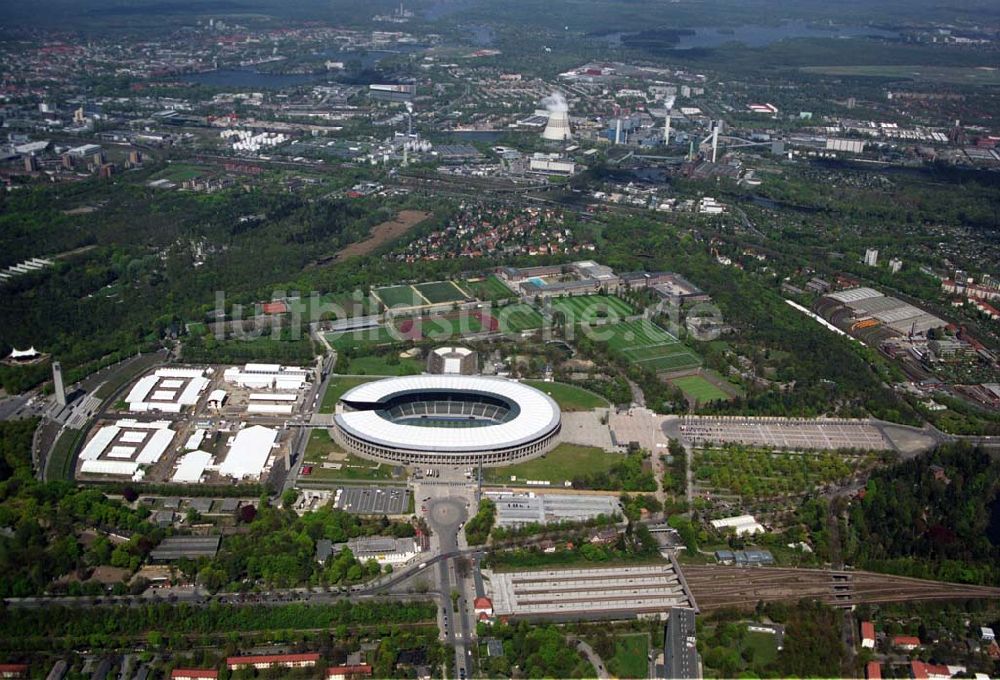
left=486, top=563, right=694, bottom=620
left=486, top=491, right=623, bottom=529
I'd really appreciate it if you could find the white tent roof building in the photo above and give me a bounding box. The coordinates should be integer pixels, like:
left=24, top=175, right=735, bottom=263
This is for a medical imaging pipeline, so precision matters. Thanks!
left=219, top=425, right=278, bottom=479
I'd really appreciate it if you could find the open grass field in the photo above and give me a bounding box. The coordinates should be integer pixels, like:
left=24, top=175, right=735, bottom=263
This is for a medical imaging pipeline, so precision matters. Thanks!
left=343, top=354, right=423, bottom=376
left=155, top=163, right=211, bottom=182
left=327, top=326, right=400, bottom=352
left=743, top=630, right=779, bottom=666
left=496, top=303, right=544, bottom=333
left=413, top=280, right=470, bottom=305
left=523, top=380, right=609, bottom=411
left=463, top=275, right=513, bottom=301
left=373, top=284, right=421, bottom=308
left=604, top=319, right=701, bottom=372
left=671, top=375, right=730, bottom=404
left=801, top=65, right=1000, bottom=85
left=319, top=376, right=377, bottom=412
left=284, top=293, right=374, bottom=320
left=302, top=429, right=393, bottom=482
left=484, top=443, right=618, bottom=485
left=608, top=635, right=649, bottom=679
left=550, top=295, right=633, bottom=323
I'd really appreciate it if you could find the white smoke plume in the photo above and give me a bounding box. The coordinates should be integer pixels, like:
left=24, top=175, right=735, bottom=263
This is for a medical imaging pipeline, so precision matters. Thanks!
left=664, top=94, right=676, bottom=111
left=541, top=91, right=568, bottom=113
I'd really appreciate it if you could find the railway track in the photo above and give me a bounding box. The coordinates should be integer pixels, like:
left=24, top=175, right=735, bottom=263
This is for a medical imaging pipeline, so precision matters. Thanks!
left=682, top=565, right=1000, bottom=611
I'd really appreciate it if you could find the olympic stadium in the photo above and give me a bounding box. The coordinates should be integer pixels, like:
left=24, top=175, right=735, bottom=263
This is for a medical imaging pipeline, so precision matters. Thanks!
left=332, top=375, right=562, bottom=466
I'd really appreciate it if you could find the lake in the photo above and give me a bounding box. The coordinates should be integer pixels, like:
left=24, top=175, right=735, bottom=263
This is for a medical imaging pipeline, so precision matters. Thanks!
left=601, top=21, right=899, bottom=50
left=183, top=47, right=425, bottom=89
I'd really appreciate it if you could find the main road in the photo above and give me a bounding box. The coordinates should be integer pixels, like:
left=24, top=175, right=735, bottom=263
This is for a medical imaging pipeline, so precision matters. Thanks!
left=425, top=496, right=475, bottom=678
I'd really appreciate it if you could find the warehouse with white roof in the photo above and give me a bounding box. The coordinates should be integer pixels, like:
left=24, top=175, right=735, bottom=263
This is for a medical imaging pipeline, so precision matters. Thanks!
left=333, top=375, right=561, bottom=466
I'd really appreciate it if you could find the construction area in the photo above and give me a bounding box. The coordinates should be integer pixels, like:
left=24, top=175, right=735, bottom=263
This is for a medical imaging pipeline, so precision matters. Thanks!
left=485, top=562, right=695, bottom=620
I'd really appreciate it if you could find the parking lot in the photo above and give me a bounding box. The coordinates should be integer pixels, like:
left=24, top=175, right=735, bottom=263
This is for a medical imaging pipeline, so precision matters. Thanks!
left=678, top=416, right=891, bottom=451
left=334, top=485, right=411, bottom=515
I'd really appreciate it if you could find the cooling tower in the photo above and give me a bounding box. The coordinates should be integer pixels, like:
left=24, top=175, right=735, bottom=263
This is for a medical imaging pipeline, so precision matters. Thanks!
left=541, top=110, right=571, bottom=141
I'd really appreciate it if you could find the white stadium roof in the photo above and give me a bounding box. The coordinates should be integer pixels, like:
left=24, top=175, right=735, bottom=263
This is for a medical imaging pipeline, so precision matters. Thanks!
left=335, top=376, right=561, bottom=453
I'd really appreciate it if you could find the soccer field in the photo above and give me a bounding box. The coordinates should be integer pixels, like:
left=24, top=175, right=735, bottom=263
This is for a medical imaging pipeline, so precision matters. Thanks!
left=463, top=275, right=513, bottom=301
left=670, top=375, right=730, bottom=403
left=550, top=295, right=633, bottom=323
left=605, top=319, right=702, bottom=372
left=414, top=280, right=471, bottom=305
left=373, top=284, right=420, bottom=308
left=496, top=304, right=544, bottom=333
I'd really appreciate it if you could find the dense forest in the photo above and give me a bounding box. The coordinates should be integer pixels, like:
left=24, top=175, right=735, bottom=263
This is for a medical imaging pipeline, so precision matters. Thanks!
left=0, top=419, right=413, bottom=596
left=0, top=600, right=436, bottom=653
left=845, top=442, right=1000, bottom=585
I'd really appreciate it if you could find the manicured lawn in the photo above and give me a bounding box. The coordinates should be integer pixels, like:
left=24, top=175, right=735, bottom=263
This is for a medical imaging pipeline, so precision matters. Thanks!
left=495, top=303, right=544, bottom=333
left=463, top=275, right=513, bottom=301
left=327, top=326, right=400, bottom=352
left=319, top=376, right=377, bottom=412
left=602, top=319, right=701, bottom=372
left=373, top=284, right=420, bottom=308
left=344, top=354, right=423, bottom=376
left=413, top=280, right=470, bottom=304
left=524, top=380, right=608, bottom=411
left=608, top=635, right=649, bottom=679
left=484, top=443, right=618, bottom=485
left=550, top=295, right=633, bottom=323
left=671, top=375, right=730, bottom=404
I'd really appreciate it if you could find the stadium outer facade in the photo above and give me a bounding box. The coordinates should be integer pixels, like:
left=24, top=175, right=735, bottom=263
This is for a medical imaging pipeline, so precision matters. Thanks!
left=332, top=375, right=561, bottom=466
